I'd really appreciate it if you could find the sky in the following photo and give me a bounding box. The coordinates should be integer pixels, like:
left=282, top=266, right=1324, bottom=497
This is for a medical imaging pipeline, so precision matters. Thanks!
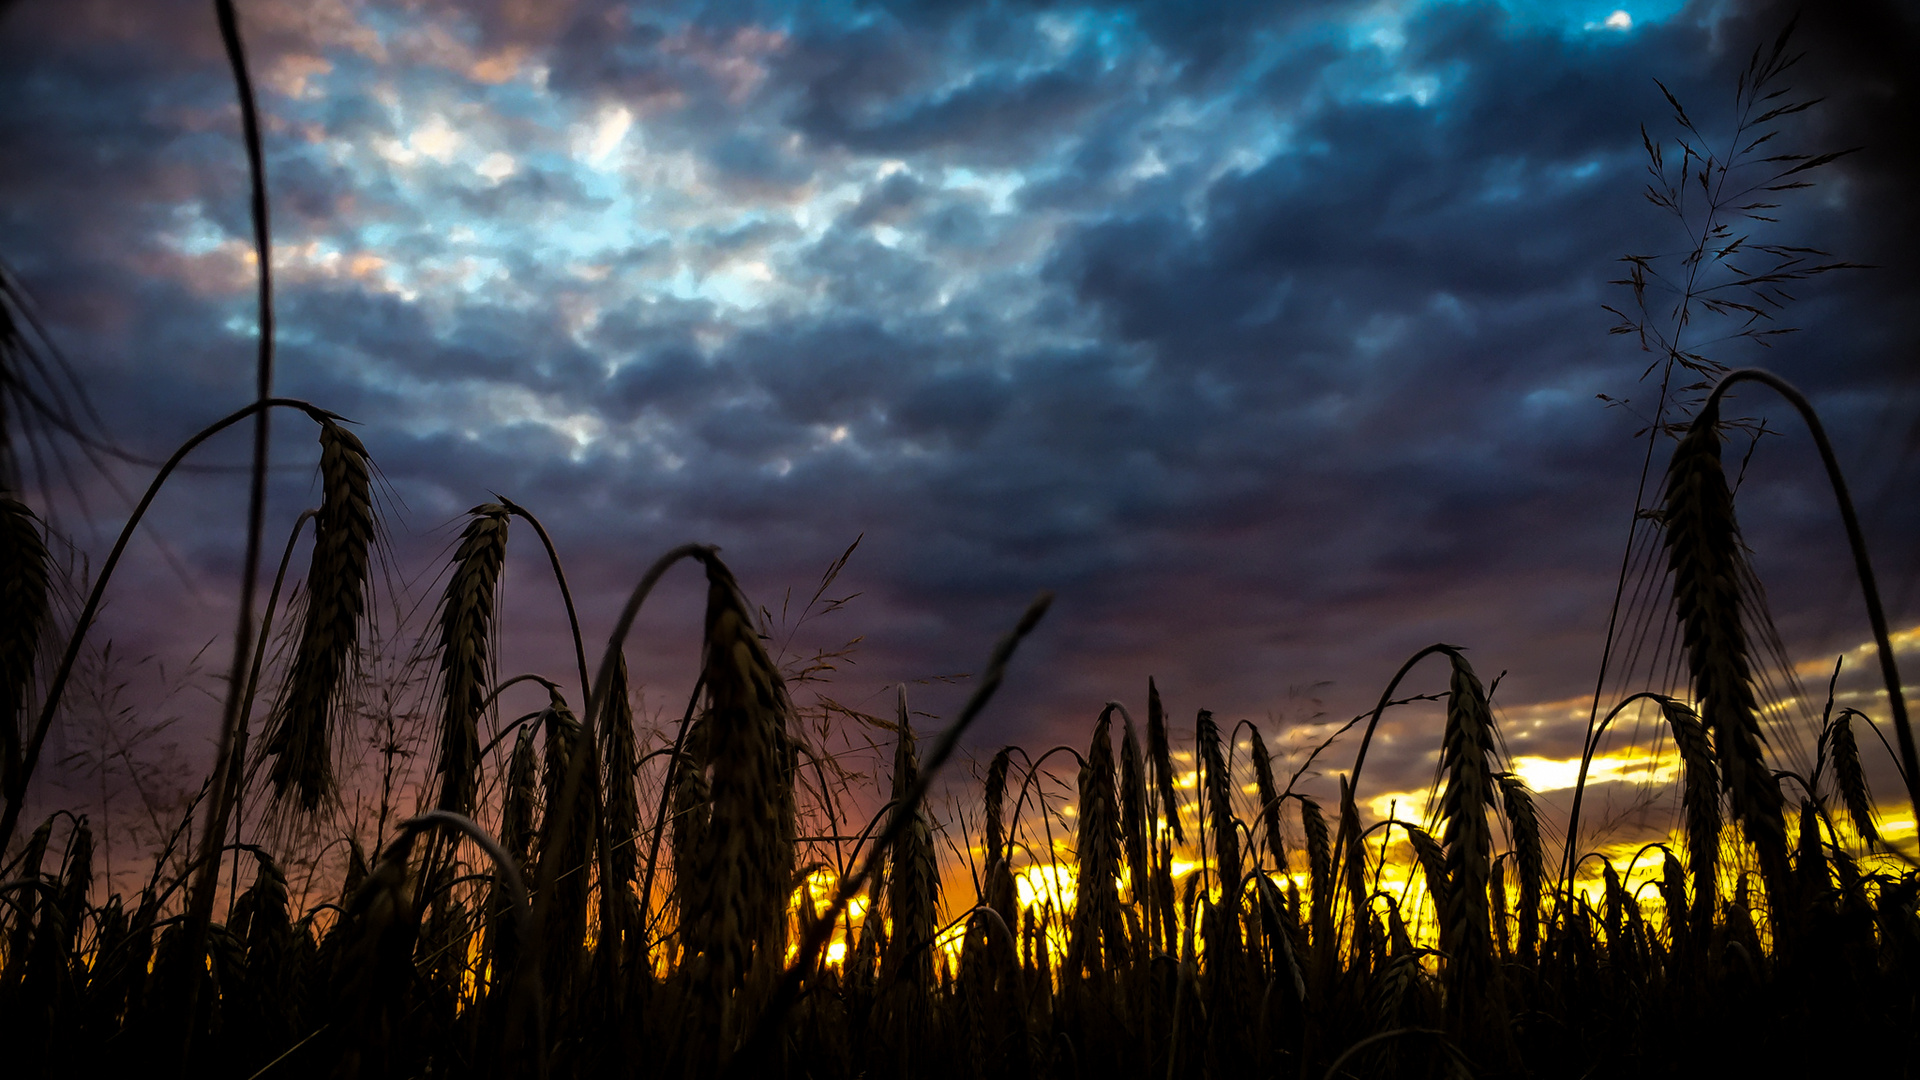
left=2, top=0, right=1916, bottom=877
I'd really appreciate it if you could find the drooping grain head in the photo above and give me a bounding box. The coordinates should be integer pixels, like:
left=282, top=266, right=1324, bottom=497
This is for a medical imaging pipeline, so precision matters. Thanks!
left=233, top=851, right=293, bottom=998
left=538, top=688, right=594, bottom=968
left=1830, top=711, right=1877, bottom=844
left=1661, top=402, right=1790, bottom=900
left=1658, top=697, right=1722, bottom=922
left=0, top=496, right=49, bottom=803
left=1796, top=798, right=1832, bottom=910
left=434, top=504, right=510, bottom=815
left=1405, top=824, right=1450, bottom=924
left=502, top=726, right=540, bottom=867
left=267, top=420, right=375, bottom=812
left=883, top=687, right=938, bottom=995
left=1069, top=708, right=1124, bottom=975
left=1299, top=794, right=1333, bottom=947
left=603, top=653, right=640, bottom=888
left=1438, top=652, right=1509, bottom=1045
left=983, top=746, right=1011, bottom=866
left=1195, top=709, right=1241, bottom=912
left=1494, top=772, right=1543, bottom=961
left=533, top=684, right=591, bottom=999
left=1249, top=727, right=1288, bottom=876
left=1658, top=848, right=1690, bottom=955
left=1147, top=677, right=1184, bottom=843
left=670, top=717, right=712, bottom=918
left=330, top=842, right=419, bottom=1075
left=1602, top=860, right=1627, bottom=954
left=982, top=746, right=1017, bottom=926
left=682, top=552, right=796, bottom=1004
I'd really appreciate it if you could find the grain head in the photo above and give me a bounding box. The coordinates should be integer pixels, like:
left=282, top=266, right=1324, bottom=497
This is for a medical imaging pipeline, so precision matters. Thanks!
left=434, top=504, right=510, bottom=815
left=266, top=419, right=374, bottom=811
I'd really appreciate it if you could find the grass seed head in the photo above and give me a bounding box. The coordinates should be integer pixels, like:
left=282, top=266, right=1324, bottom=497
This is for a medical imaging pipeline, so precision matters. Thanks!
left=1661, top=403, right=1790, bottom=900
left=1495, top=772, right=1543, bottom=959
left=267, top=420, right=374, bottom=811
left=1069, top=708, right=1124, bottom=975
left=1829, top=711, right=1877, bottom=843
left=1249, top=727, right=1288, bottom=876
left=434, top=504, right=510, bottom=815
left=883, top=687, right=938, bottom=995
left=1659, top=697, right=1723, bottom=922
left=1147, top=677, right=1184, bottom=843
left=683, top=553, right=796, bottom=1006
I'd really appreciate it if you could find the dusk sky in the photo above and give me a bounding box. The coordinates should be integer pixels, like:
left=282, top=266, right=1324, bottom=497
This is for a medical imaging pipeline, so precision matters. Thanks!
left=3, top=0, right=1915, bottom=863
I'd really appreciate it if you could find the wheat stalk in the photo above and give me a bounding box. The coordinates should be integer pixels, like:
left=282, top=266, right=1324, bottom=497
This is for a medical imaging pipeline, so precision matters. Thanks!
left=1146, top=677, right=1184, bottom=844
left=434, top=504, right=510, bottom=815
left=681, top=551, right=796, bottom=1035
left=1661, top=402, right=1792, bottom=904
left=1249, top=727, right=1288, bottom=876
left=537, top=687, right=593, bottom=996
left=1299, top=794, right=1333, bottom=952
left=1656, top=697, right=1722, bottom=924
left=1829, top=710, right=1877, bottom=844
left=1069, top=708, right=1123, bottom=975
left=1196, top=709, right=1240, bottom=918
left=265, top=420, right=373, bottom=811
left=882, top=687, right=937, bottom=995
left=1494, top=773, right=1542, bottom=961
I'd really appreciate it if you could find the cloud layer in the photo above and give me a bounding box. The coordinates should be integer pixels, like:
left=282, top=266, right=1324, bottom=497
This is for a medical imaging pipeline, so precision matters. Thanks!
left=3, top=0, right=1915, bottom=842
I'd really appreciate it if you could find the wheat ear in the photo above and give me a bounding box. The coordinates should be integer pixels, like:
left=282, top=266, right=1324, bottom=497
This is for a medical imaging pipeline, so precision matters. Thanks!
left=1657, top=697, right=1722, bottom=924
left=882, top=687, right=937, bottom=995
left=1249, top=727, right=1288, bottom=876
left=266, top=420, right=373, bottom=811
left=1146, top=677, right=1184, bottom=842
left=1662, top=401, right=1791, bottom=902
left=1439, top=652, right=1503, bottom=1037
left=434, top=504, right=510, bottom=815
left=1829, top=710, right=1877, bottom=844
left=1069, top=707, right=1124, bottom=975
left=683, top=553, right=797, bottom=1013
left=1494, top=772, right=1543, bottom=962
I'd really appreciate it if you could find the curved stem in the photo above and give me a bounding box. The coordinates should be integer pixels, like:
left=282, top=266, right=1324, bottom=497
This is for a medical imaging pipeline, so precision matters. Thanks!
left=1558, top=690, right=1671, bottom=903
left=1344, top=644, right=1460, bottom=798
left=0, top=397, right=327, bottom=854
left=476, top=710, right=549, bottom=764
left=1703, top=368, right=1917, bottom=825
left=184, top=5, right=280, bottom=1036
left=475, top=673, right=561, bottom=726
left=1330, top=643, right=1459, bottom=875
left=496, top=498, right=591, bottom=701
